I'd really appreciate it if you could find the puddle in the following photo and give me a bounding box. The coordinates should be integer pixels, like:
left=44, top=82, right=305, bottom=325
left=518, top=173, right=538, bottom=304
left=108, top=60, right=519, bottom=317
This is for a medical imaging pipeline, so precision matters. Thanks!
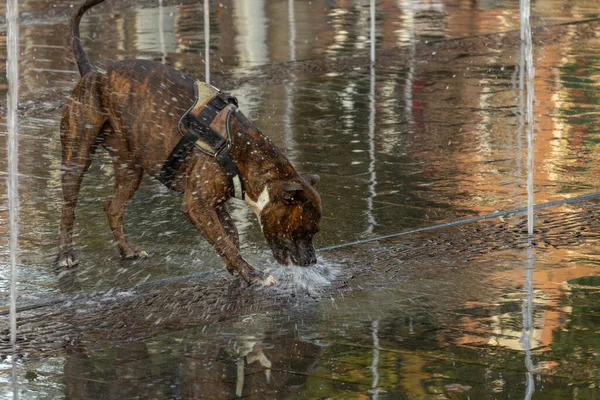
left=3, top=0, right=600, bottom=398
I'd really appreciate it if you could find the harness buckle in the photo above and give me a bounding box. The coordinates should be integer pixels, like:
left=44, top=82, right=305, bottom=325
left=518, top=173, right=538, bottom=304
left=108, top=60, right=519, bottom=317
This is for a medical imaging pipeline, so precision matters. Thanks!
left=215, top=92, right=239, bottom=109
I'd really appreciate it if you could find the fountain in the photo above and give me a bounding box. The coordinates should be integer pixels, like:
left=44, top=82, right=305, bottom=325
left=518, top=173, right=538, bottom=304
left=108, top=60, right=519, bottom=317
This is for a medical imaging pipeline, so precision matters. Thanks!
left=204, top=0, right=210, bottom=84
left=6, top=0, right=594, bottom=396
left=366, top=0, right=377, bottom=234
left=368, top=6, right=380, bottom=398
left=6, top=0, right=20, bottom=396
left=519, top=0, right=536, bottom=397
left=282, top=0, right=297, bottom=159
left=158, top=0, right=167, bottom=64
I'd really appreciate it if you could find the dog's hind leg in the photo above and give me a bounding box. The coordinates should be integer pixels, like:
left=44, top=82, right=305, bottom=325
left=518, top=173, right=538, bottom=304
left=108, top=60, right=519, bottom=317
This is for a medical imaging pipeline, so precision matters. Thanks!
left=103, top=132, right=146, bottom=259
left=56, top=74, right=106, bottom=268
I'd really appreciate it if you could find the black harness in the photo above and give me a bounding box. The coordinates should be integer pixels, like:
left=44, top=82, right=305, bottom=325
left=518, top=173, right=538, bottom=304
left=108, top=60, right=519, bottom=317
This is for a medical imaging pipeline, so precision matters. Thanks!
left=157, top=81, right=245, bottom=200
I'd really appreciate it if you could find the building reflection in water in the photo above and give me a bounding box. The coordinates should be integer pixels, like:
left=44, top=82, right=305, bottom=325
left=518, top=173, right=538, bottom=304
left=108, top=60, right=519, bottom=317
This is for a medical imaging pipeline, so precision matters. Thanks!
left=233, top=0, right=268, bottom=69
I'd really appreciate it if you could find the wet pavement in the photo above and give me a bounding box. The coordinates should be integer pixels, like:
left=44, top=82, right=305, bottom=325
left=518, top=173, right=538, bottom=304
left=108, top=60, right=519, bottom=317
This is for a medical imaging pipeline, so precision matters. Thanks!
left=3, top=0, right=600, bottom=398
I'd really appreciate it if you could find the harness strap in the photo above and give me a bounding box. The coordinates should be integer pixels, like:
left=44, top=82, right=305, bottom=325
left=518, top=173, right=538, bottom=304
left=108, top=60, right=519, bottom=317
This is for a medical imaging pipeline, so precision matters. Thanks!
left=157, top=82, right=245, bottom=200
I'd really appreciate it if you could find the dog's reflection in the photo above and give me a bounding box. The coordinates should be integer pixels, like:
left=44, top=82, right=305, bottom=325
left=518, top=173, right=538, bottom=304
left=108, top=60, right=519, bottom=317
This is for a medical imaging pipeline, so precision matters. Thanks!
left=231, top=339, right=273, bottom=397
left=62, top=330, right=322, bottom=399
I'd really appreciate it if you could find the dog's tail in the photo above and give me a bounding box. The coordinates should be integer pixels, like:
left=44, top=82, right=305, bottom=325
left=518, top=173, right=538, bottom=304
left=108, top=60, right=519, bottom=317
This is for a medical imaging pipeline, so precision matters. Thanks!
left=71, top=0, right=106, bottom=76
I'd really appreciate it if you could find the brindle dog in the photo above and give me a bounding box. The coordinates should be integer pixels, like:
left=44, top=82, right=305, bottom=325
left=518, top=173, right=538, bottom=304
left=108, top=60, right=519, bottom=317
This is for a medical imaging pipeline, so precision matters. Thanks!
left=56, top=0, right=322, bottom=284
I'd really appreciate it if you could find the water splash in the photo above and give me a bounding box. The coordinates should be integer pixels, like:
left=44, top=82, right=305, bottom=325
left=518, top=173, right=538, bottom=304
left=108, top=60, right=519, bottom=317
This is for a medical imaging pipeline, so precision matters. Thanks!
left=264, top=258, right=341, bottom=297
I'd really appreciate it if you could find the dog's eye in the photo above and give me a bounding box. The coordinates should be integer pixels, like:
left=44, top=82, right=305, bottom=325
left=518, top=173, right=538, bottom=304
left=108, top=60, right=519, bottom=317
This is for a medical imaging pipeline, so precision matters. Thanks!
left=293, top=229, right=314, bottom=240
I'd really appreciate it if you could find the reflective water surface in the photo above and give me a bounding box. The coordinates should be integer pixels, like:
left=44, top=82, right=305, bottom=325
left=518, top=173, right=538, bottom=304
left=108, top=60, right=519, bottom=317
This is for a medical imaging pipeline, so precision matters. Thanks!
left=2, top=0, right=600, bottom=398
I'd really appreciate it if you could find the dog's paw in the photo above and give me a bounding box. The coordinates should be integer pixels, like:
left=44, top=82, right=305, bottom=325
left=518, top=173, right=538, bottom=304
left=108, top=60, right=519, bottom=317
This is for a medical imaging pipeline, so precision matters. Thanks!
left=121, top=249, right=149, bottom=260
left=119, top=240, right=149, bottom=260
left=54, top=253, right=78, bottom=269
left=262, top=274, right=277, bottom=287
left=243, top=269, right=276, bottom=286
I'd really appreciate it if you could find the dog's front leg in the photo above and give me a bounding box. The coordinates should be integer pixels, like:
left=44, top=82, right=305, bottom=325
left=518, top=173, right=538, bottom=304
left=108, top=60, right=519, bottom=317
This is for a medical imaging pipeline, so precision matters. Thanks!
left=182, top=191, right=265, bottom=284
left=216, top=204, right=240, bottom=250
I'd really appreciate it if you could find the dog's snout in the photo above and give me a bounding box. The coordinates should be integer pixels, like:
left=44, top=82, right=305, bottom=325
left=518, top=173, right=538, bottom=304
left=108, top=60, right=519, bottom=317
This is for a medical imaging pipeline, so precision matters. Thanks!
left=269, top=236, right=317, bottom=267
left=298, top=253, right=317, bottom=266
left=292, top=241, right=317, bottom=266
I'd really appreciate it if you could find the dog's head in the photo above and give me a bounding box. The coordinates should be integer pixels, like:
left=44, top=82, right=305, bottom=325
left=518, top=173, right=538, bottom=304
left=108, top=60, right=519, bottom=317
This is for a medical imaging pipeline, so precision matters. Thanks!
left=251, top=174, right=322, bottom=266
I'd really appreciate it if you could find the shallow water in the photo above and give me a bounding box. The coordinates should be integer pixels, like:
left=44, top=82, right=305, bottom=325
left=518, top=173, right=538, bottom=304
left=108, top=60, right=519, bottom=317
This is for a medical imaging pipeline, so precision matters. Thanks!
left=2, top=0, right=600, bottom=398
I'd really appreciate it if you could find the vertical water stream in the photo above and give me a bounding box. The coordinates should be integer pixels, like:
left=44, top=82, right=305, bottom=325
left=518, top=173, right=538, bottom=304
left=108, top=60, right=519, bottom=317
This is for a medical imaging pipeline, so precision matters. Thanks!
left=282, top=0, right=297, bottom=160
left=158, top=0, right=166, bottom=64
left=366, top=0, right=377, bottom=234
left=288, top=0, right=296, bottom=62
left=6, top=0, right=20, bottom=396
left=519, top=0, right=536, bottom=398
left=368, top=2, right=379, bottom=397
left=204, top=0, right=210, bottom=83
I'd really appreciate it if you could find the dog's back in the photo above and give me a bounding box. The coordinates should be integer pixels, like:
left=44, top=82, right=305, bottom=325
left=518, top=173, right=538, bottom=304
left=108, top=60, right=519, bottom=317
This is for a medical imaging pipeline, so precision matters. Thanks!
left=100, top=60, right=198, bottom=175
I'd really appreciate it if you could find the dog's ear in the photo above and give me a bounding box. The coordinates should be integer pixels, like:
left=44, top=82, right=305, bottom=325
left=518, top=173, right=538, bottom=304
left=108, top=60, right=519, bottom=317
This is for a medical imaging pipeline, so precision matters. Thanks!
left=303, top=174, right=320, bottom=187
left=281, top=181, right=307, bottom=204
